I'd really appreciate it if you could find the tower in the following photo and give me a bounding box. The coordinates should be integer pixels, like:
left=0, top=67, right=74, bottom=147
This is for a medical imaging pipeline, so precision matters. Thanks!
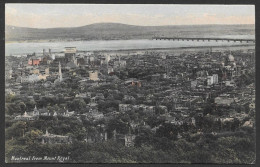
left=119, top=55, right=121, bottom=66
left=73, top=55, right=78, bottom=66
left=59, top=62, right=62, bottom=82
left=34, top=105, right=37, bottom=111
left=45, top=129, right=49, bottom=136
left=105, top=54, right=110, bottom=64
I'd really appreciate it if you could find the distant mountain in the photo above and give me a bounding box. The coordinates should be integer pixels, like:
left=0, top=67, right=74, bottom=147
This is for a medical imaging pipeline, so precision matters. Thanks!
left=5, top=23, right=255, bottom=42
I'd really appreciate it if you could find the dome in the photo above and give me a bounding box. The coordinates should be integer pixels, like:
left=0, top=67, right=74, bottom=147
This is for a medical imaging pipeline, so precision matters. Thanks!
left=228, top=54, right=235, bottom=62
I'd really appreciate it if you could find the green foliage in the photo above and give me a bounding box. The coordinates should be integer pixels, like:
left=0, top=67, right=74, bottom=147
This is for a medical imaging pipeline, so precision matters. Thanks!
left=5, top=121, right=27, bottom=140
left=69, top=98, right=86, bottom=111
left=5, top=103, right=21, bottom=115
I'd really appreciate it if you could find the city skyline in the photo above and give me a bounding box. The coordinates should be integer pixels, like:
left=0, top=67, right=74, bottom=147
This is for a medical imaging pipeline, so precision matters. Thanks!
left=6, top=4, right=255, bottom=28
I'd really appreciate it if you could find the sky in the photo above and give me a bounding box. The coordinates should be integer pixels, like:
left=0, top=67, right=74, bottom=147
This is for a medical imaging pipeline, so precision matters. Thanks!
left=6, top=4, right=255, bottom=28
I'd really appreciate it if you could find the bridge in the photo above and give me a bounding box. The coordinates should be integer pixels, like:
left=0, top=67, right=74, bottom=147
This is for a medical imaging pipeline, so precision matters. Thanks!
left=152, top=37, right=255, bottom=43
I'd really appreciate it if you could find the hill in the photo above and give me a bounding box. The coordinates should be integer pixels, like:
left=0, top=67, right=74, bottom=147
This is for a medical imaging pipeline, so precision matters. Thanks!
left=5, top=23, right=255, bottom=42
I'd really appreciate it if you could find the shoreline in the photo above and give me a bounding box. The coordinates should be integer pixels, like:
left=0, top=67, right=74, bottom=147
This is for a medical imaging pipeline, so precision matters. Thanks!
left=5, top=44, right=255, bottom=57
left=5, top=39, right=155, bottom=44
left=91, top=44, right=255, bottom=53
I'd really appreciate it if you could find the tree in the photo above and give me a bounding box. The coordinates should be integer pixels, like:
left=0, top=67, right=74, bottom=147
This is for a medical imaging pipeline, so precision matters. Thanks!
left=24, top=129, right=43, bottom=145
left=6, top=121, right=27, bottom=140
left=69, top=98, right=86, bottom=111
left=18, top=102, right=26, bottom=113
left=5, top=103, right=21, bottom=115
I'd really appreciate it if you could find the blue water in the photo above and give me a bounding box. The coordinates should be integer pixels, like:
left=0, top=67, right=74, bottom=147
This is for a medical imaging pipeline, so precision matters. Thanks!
left=5, top=35, right=255, bottom=56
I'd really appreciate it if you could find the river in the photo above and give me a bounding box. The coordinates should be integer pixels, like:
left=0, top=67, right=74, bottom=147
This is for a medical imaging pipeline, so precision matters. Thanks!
left=5, top=35, right=255, bottom=56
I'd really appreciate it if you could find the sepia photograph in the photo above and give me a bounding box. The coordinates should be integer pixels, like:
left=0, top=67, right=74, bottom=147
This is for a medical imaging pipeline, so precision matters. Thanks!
left=4, top=3, right=256, bottom=164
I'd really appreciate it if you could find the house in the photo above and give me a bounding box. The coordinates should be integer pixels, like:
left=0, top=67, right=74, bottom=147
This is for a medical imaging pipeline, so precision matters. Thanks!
left=85, top=131, right=107, bottom=143
left=62, top=110, right=75, bottom=117
left=215, top=94, right=234, bottom=106
left=112, top=130, right=136, bottom=147
left=119, top=104, right=132, bottom=112
left=124, top=134, right=136, bottom=147
left=14, top=111, right=38, bottom=121
left=39, top=130, right=72, bottom=144
left=123, top=95, right=135, bottom=101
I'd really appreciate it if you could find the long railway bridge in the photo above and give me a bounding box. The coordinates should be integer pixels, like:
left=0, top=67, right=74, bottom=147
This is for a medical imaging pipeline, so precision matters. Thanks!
left=152, top=37, right=255, bottom=43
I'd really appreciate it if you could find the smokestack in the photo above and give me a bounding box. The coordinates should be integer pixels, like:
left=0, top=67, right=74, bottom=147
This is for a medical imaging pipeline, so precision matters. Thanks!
left=49, top=49, right=51, bottom=55
left=43, top=49, right=46, bottom=56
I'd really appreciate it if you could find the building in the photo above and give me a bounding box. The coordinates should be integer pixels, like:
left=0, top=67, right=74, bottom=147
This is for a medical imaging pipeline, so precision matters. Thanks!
left=85, top=132, right=108, bottom=143
left=133, top=104, right=155, bottom=113
left=191, top=80, right=197, bottom=89
left=14, top=111, right=38, bottom=121
left=39, top=130, right=72, bottom=144
left=105, top=54, right=111, bottom=64
left=64, top=47, right=76, bottom=62
left=28, top=58, right=40, bottom=66
left=212, top=74, right=218, bottom=84
left=58, top=62, right=63, bottom=82
left=207, top=76, right=214, bottom=86
left=89, top=70, right=99, bottom=81
left=45, top=67, right=50, bottom=75
left=112, top=130, right=136, bottom=147
left=5, top=69, right=12, bottom=80
left=207, top=74, right=218, bottom=86
left=107, top=67, right=114, bottom=74
left=21, top=74, right=40, bottom=83
left=215, top=94, right=234, bottom=106
left=124, top=134, right=136, bottom=147
left=119, top=104, right=132, bottom=112
left=63, top=110, right=75, bottom=117
left=30, top=69, right=40, bottom=74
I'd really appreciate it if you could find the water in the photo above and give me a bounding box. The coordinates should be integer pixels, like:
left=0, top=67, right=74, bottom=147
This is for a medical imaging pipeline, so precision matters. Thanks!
left=5, top=35, right=255, bottom=56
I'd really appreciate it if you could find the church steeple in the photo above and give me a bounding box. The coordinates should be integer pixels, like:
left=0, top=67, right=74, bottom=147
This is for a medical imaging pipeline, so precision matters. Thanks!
left=59, top=62, right=62, bottom=82
left=45, top=129, right=49, bottom=136
left=33, top=105, right=38, bottom=116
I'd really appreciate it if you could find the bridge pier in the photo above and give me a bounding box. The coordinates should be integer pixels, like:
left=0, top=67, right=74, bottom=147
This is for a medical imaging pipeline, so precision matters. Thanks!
left=152, top=37, right=254, bottom=43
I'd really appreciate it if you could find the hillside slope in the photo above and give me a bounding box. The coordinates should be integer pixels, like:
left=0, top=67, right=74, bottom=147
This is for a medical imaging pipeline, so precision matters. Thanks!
left=5, top=23, right=255, bottom=42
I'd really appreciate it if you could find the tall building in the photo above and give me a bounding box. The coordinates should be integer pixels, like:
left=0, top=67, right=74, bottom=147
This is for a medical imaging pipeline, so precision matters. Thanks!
left=207, top=76, right=214, bottom=86
left=212, top=74, right=218, bottom=84
left=64, top=47, right=77, bottom=62
left=105, top=54, right=111, bottom=64
left=43, top=49, right=46, bottom=56
left=72, top=55, right=78, bottom=66
left=59, top=62, right=63, bottom=82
